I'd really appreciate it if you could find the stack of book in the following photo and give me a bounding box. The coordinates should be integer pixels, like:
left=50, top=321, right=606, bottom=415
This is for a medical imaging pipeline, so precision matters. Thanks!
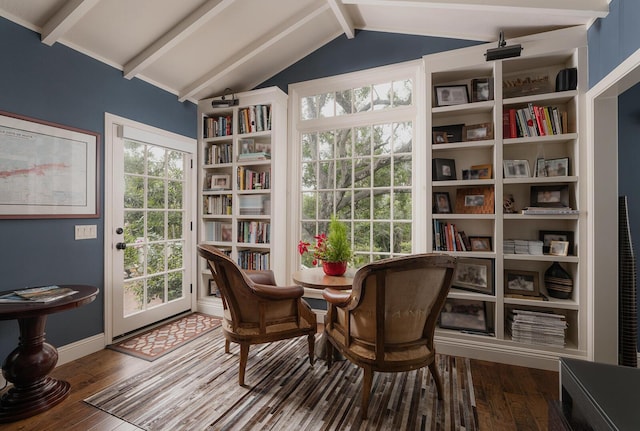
left=503, top=239, right=543, bottom=255
left=508, top=309, right=567, bottom=347
left=0, top=285, right=78, bottom=303
left=522, top=207, right=579, bottom=215
left=237, top=152, right=271, bottom=162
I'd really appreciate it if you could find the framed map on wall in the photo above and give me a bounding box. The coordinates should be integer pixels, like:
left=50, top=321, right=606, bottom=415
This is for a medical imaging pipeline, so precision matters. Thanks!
left=0, top=111, right=99, bottom=218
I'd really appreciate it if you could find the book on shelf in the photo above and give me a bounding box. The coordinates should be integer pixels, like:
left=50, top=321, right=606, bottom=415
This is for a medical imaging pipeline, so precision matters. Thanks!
left=0, top=285, right=78, bottom=303
left=237, top=151, right=271, bottom=161
left=521, top=207, right=579, bottom=215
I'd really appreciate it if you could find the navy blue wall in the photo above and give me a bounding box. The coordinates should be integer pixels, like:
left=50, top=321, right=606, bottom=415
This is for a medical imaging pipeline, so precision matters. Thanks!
left=258, top=30, right=480, bottom=93
left=588, top=0, right=640, bottom=87
left=0, top=17, right=196, bottom=361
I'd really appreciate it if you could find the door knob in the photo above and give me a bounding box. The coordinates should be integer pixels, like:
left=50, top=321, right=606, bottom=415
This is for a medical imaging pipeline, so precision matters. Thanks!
left=116, top=227, right=124, bottom=234
left=115, top=242, right=127, bottom=250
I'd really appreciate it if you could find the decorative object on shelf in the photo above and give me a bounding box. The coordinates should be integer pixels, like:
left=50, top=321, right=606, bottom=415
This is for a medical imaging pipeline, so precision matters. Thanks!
left=469, top=236, right=492, bottom=252
left=433, top=192, right=452, bottom=214
left=544, top=261, right=573, bottom=300
left=555, top=68, right=577, bottom=92
left=503, top=194, right=516, bottom=213
left=298, top=215, right=352, bottom=275
left=530, top=184, right=570, bottom=208
left=452, top=258, right=493, bottom=295
left=549, top=240, right=569, bottom=256
left=539, top=230, right=574, bottom=255
left=504, top=269, right=539, bottom=296
left=543, top=157, right=569, bottom=177
left=484, top=31, right=522, bottom=61
left=503, top=160, right=530, bottom=178
left=455, top=186, right=494, bottom=214
left=618, top=196, right=638, bottom=367
left=432, top=158, right=456, bottom=181
left=211, top=87, right=239, bottom=108
left=463, top=123, right=493, bottom=141
left=471, top=78, right=493, bottom=102
left=432, top=130, right=448, bottom=144
left=502, top=67, right=551, bottom=98
left=434, top=85, right=469, bottom=106
left=439, top=298, right=490, bottom=333
left=432, top=124, right=464, bottom=143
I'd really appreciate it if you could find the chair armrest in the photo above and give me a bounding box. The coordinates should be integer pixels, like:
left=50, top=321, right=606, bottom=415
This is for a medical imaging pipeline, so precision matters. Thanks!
left=323, top=288, right=352, bottom=307
left=245, top=269, right=276, bottom=286
left=251, top=283, right=304, bottom=300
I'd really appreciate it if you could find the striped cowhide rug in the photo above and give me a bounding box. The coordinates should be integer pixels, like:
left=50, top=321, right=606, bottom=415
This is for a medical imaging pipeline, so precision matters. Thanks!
left=85, top=327, right=477, bottom=430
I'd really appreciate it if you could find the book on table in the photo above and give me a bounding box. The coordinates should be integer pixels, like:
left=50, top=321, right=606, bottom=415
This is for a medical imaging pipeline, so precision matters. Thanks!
left=0, top=285, right=78, bottom=303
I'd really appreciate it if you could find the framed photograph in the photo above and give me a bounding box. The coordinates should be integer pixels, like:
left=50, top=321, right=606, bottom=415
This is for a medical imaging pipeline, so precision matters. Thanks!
left=210, top=174, right=231, bottom=190
left=432, top=131, right=449, bottom=144
left=539, top=230, right=574, bottom=255
left=435, top=85, right=469, bottom=106
left=432, top=124, right=464, bottom=143
left=535, top=158, right=547, bottom=177
left=239, top=138, right=255, bottom=154
left=463, top=123, right=494, bottom=141
left=504, top=269, right=540, bottom=296
left=470, top=164, right=492, bottom=179
left=439, top=298, right=489, bottom=332
left=530, top=185, right=570, bottom=207
left=433, top=192, right=452, bottom=214
left=469, top=236, right=492, bottom=252
left=432, top=158, right=456, bottom=181
left=455, top=186, right=494, bottom=214
left=503, top=160, right=531, bottom=178
left=549, top=240, right=570, bottom=256
left=452, top=258, right=493, bottom=294
left=471, top=78, right=493, bottom=102
left=545, top=157, right=569, bottom=177
left=220, top=223, right=233, bottom=242
left=254, top=141, right=271, bottom=154
left=208, top=278, right=221, bottom=297
left=0, top=110, right=99, bottom=218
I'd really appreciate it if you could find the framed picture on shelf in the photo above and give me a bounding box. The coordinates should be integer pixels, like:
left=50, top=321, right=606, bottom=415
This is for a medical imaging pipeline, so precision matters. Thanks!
left=539, top=230, right=574, bottom=255
left=504, top=269, right=540, bottom=296
left=434, top=85, right=469, bottom=106
left=455, top=186, right=494, bottom=214
left=432, top=124, right=464, bottom=143
left=208, top=278, right=221, bottom=297
left=432, top=158, right=456, bottom=181
left=469, top=236, right=492, bottom=252
left=253, top=141, right=271, bottom=154
left=545, top=157, right=569, bottom=177
left=220, top=223, right=233, bottom=242
left=432, top=131, right=449, bottom=144
left=463, top=123, right=493, bottom=141
left=239, top=138, right=255, bottom=154
left=433, top=192, right=452, bottom=214
left=210, top=174, right=231, bottom=190
left=503, top=160, right=530, bottom=178
left=439, top=298, right=489, bottom=332
left=470, top=164, right=492, bottom=179
left=530, top=185, right=569, bottom=207
left=452, top=258, right=493, bottom=294
left=549, top=240, right=570, bottom=256
left=535, top=158, right=547, bottom=177
left=471, top=78, right=493, bottom=102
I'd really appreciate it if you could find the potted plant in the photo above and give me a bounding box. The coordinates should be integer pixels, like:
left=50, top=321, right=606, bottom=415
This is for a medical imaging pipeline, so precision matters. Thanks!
left=298, top=215, right=352, bottom=276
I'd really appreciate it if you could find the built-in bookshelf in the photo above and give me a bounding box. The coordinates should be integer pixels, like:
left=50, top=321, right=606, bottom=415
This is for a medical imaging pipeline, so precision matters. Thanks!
left=197, top=87, right=287, bottom=315
left=424, top=27, right=588, bottom=370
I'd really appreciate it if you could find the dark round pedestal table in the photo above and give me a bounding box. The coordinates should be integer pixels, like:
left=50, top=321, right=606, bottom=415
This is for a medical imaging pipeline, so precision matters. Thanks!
left=0, top=285, right=98, bottom=423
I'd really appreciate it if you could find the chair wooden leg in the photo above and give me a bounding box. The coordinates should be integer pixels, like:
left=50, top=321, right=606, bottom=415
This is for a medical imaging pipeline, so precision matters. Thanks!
left=307, top=333, right=315, bottom=366
left=239, top=343, right=249, bottom=386
left=361, top=367, right=373, bottom=420
left=428, top=361, right=444, bottom=400
left=225, top=339, right=230, bottom=353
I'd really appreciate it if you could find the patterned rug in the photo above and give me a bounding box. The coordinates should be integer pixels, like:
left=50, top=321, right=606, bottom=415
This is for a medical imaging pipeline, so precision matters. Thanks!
left=87, top=326, right=477, bottom=430
left=107, top=313, right=221, bottom=361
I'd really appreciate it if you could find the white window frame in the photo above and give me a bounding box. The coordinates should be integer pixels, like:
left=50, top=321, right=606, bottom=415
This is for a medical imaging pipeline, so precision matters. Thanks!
left=287, top=60, right=427, bottom=281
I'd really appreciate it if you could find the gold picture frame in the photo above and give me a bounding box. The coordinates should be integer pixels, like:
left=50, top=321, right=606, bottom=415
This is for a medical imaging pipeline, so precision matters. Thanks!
left=455, top=186, right=494, bottom=214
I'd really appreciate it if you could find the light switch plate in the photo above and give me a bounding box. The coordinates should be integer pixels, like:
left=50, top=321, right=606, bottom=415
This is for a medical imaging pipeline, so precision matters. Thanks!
left=75, top=224, right=97, bottom=240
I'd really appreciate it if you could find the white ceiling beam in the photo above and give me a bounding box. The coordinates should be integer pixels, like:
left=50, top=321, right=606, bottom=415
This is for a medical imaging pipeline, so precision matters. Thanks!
left=41, top=0, right=101, bottom=46
left=341, top=0, right=609, bottom=18
left=178, top=3, right=331, bottom=102
left=123, top=0, right=236, bottom=80
left=327, top=0, right=355, bottom=39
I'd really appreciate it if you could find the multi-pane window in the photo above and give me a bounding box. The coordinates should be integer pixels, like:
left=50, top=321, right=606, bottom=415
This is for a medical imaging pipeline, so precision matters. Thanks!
left=296, top=70, right=418, bottom=267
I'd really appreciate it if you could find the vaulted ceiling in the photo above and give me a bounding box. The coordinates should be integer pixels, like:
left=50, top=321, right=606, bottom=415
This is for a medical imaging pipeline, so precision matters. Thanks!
left=0, top=0, right=609, bottom=103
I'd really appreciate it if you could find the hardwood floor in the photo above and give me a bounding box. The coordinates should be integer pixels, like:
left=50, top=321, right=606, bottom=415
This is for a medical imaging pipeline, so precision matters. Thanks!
left=1, top=346, right=559, bottom=431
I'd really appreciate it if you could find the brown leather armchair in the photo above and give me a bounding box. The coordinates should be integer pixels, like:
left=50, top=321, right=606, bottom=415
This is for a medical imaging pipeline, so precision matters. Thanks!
left=323, top=253, right=456, bottom=419
left=197, top=244, right=317, bottom=385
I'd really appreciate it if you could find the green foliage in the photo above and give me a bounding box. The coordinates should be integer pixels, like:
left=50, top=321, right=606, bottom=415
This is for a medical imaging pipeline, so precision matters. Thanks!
left=324, top=215, right=353, bottom=262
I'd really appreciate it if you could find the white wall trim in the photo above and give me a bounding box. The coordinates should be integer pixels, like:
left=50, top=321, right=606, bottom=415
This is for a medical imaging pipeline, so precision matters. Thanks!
left=57, top=333, right=106, bottom=366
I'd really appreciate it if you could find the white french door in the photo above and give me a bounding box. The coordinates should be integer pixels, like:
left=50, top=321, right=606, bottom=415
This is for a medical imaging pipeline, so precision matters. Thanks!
left=105, top=114, right=197, bottom=338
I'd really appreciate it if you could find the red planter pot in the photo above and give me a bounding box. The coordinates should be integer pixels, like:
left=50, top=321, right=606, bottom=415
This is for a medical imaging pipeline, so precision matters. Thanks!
left=322, top=261, right=348, bottom=276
